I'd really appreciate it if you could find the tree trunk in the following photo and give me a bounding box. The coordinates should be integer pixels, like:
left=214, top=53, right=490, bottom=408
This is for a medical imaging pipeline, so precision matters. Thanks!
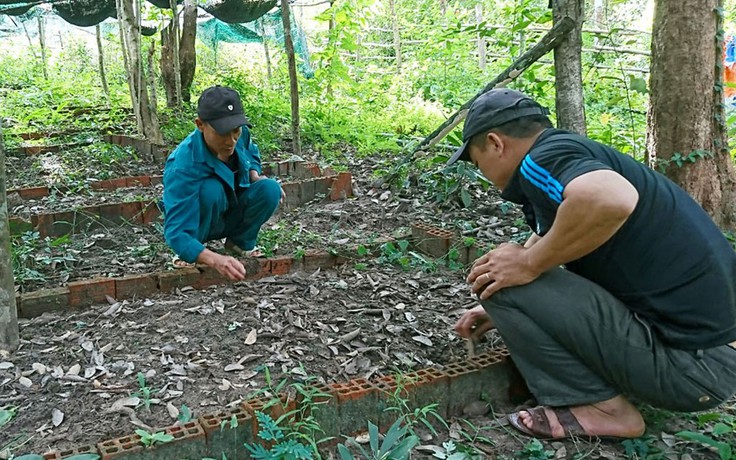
left=259, top=19, right=273, bottom=82
left=592, top=0, right=604, bottom=46
left=117, top=0, right=163, bottom=144
left=281, top=1, right=301, bottom=156
left=551, top=0, right=586, bottom=135
left=169, top=0, right=182, bottom=108
left=148, top=42, right=158, bottom=116
left=161, top=24, right=177, bottom=107
left=0, top=123, right=19, bottom=354
left=37, top=16, right=48, bottom=80
left=96, top=24, right=110, bottom=98
left=648, top=0, right=736, bottom=229
left=179, top=0, right=197, bottom=103
left=389, top=0, right=401, bottom=71
left=476, top=4, right=486, bottom=71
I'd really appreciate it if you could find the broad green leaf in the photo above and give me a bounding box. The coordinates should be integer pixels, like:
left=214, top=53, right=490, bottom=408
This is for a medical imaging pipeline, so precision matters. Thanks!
left=712, top=422, right=733, bottom=436
left=460, top=188, right=471, bottom=208
left=368, top=421, right=379, bottom=454
left=0, top=408, right=16, bottom=427
left=337, top=444, right=354, bottom=460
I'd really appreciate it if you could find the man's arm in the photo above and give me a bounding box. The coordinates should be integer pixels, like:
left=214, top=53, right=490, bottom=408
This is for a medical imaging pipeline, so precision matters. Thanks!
left=468, top=170, right=639, bottom=299
left=523, top=169, right=639, bottom=274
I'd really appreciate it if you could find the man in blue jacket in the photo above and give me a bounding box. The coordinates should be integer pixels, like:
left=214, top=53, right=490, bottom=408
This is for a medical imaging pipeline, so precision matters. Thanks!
left=162, top=86, right=283, bottom=281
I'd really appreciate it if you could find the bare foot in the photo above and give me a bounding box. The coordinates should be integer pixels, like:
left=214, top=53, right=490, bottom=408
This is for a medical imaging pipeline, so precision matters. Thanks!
left=172, top=257, right=195, bottom=269
left=518, top=395, right=645, bottom=439
left=224, top=239, right=264, bottom=258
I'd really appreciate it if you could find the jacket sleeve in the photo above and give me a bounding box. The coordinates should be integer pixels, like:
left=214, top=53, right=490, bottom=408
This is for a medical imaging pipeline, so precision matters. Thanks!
left=163, top=165, right=206, bottom=263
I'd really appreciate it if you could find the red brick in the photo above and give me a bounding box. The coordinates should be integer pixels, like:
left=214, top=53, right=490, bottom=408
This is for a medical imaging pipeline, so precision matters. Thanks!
left=301, top=250, right=336, bottom=272
left=22, top=145, right=44, bottom=155
left=277, top=161, right=291, bottom=177
left=158, top=268, right=201, bottom=292
left=329, top=172, right=353, bottom=201
left=93, top=178, right=127, bottom=190
left=269, top=256, right=293, bottom=275
left=47, top=210, right=77, bottom=237
left=19, top=287, right=70, bottom=318
left=150, top=175, right=163, bottom=185
left=126, top=176, right=151, bottom=187
left=68, top=278, right=116, bottom=308
left=314, top=176, right=334, bottom=197
left=16, top=186, right=49, bottom=200
left=193, top=266, right=229, bottom=289
left=119, top=201, right=143, bottom=224
left=97, top=203, right=123, bottom=225
left=98, top=434, right=143, bottom=460
left=9, top=216, right=32, bottom=234
left=115, top=273, right=159, bottom=300
left=43, top=444, right=98, bottom=459
left=142, top=201, right=162, bottom=224
left=31, top=213, right=54, bottom=237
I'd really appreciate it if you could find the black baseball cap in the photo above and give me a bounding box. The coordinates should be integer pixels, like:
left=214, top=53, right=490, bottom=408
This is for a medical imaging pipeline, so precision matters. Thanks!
left=197, top=85, right=252, bottom=135
left=447, top=88, right=549, bottom=165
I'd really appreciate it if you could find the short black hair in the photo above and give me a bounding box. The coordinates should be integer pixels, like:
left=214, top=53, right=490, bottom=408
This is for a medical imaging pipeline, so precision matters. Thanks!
left=470, top=115, right=552, bottom=149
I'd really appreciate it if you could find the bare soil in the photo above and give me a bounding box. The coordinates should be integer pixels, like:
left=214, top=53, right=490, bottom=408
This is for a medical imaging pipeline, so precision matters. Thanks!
left=1, top=146, right=728, bottom=460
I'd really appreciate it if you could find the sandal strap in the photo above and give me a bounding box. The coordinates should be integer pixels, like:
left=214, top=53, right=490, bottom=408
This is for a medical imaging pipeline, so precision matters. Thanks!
left=552, top=407, right=586, bottom=437
left=526, top=406, right=554, bottom=438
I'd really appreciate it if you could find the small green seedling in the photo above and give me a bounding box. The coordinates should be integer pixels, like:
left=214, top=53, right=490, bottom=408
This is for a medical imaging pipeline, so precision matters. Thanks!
left=133, top=372, right=154, bottom=411
left=135, top=429, right=174, bottom=448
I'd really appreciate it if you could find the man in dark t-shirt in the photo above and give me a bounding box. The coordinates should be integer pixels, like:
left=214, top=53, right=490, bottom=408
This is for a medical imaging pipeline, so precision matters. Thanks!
left=449, top=89, right=736, bottom=440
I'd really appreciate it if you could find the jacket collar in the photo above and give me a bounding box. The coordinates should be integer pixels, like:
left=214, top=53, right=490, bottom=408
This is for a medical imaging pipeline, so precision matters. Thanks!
left=189, top=129, right=249, bottom=190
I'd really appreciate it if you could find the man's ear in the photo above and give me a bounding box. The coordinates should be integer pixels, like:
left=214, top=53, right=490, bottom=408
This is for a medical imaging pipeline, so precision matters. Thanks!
left=195, top=118, right=205, bottom=132
left=487, top=132, right=505, bottom=155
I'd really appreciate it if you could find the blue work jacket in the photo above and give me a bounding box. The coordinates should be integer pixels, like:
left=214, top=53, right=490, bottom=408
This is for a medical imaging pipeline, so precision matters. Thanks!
left=162, top=127, right=263, bottom=262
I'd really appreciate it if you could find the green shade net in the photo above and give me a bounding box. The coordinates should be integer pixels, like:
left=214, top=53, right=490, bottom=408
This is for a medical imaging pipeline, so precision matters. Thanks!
left=203, top=0, right=277, bottom=24
left=198, top=10, right=314, bottom=78
left=52, top=0, right=116, bottom=27
left=146, top=0, right=181, bottom=9
left=0, top=3, right=33, bottom=15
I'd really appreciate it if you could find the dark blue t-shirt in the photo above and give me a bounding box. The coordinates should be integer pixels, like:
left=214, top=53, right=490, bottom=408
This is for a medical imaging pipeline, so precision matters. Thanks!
left=501, top=129, right=736, bottom=349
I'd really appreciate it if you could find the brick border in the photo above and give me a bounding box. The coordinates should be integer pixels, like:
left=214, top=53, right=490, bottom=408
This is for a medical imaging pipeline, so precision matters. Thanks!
left=10, top=173, right=354, bottom=237
left=411, top=221, right=484, bottom=265
left=36, top=349, right=513, bottom=459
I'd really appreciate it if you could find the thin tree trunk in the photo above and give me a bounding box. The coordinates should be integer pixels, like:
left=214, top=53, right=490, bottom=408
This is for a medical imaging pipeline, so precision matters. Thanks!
left=161, top=24, right=177, bottom=107
left=0, top=123, right=19, bottom=354
left=37, top=16, right=48, bottom=80
left=179, top=0, right=197, bottom=103
left=552, top=0, right=586, bottom=135
left=21, top=22, right=38, bottom=62
left=117, top=0, right=163, bottom=144
left=389, top=0, right=401, bottom=71
left=281, top=0, right=301, bottom=156
left=592, top=0, right=604, bottom=46
left=148, top=42, right=158, bottom=117
left=117, top=3, right=140, bottom=127
left=259, top=19, right=273, bottom=82
left=169, top=0, right=182, bottom=108
left=647, top=0, right=736, bottom=229
left=476, top=4, right=486, bottom=71
left=96, top=24, right=110, bottom=98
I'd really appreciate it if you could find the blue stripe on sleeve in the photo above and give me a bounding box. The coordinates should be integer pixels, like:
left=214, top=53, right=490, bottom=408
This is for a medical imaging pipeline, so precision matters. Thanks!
left=520, top=155, right=564, bottom=203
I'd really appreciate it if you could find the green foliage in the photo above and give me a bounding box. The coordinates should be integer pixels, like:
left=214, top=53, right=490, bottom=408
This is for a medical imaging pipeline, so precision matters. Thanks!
left=132, top=372, right=155, bottom=411
left=620, top=436, right=662, bottom=459
left=177, top=404, right=193, bottom=424
left=10, top=232, right=77, bottom=285
left=517, top=439, right=553, bottom=460
left=676, top=412, right=736, bottom=460
left=134, top=429, right=174, bottom=448
left=244, top=412, right=315, bottom=460
left=656, top=150, right=714, bottom=172
left=377, top=240, right=436, bottom=271
left=432, top=440, right=474, bottom=460
left=337, top=418, right=420, bottom=460
left=0, top=407, right=16, bottom=429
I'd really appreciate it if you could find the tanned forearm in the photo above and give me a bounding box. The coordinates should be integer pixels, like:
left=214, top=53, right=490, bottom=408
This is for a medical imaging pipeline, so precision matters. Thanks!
left=524, top=170, right=639, bottom=275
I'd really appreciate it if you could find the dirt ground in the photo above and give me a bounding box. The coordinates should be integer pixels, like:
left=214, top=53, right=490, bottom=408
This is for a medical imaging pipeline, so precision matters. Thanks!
left=2, top=145, right=729, bottom=459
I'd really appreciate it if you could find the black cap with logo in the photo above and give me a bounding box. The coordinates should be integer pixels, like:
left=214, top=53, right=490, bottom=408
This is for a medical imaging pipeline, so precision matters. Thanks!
left=197, top=85, right=252, bottom=135
left=447, top=88, right=549, bottom=165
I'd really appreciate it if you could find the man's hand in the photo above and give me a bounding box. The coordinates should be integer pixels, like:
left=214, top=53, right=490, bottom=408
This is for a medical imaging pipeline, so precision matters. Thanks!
left=197, top=248, right=246, bottom=281
left=467, top=243, right=540, bottom=300
left=250, top=171, right=286, bottom=204
left=454, top=305, right=495, bottom=340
